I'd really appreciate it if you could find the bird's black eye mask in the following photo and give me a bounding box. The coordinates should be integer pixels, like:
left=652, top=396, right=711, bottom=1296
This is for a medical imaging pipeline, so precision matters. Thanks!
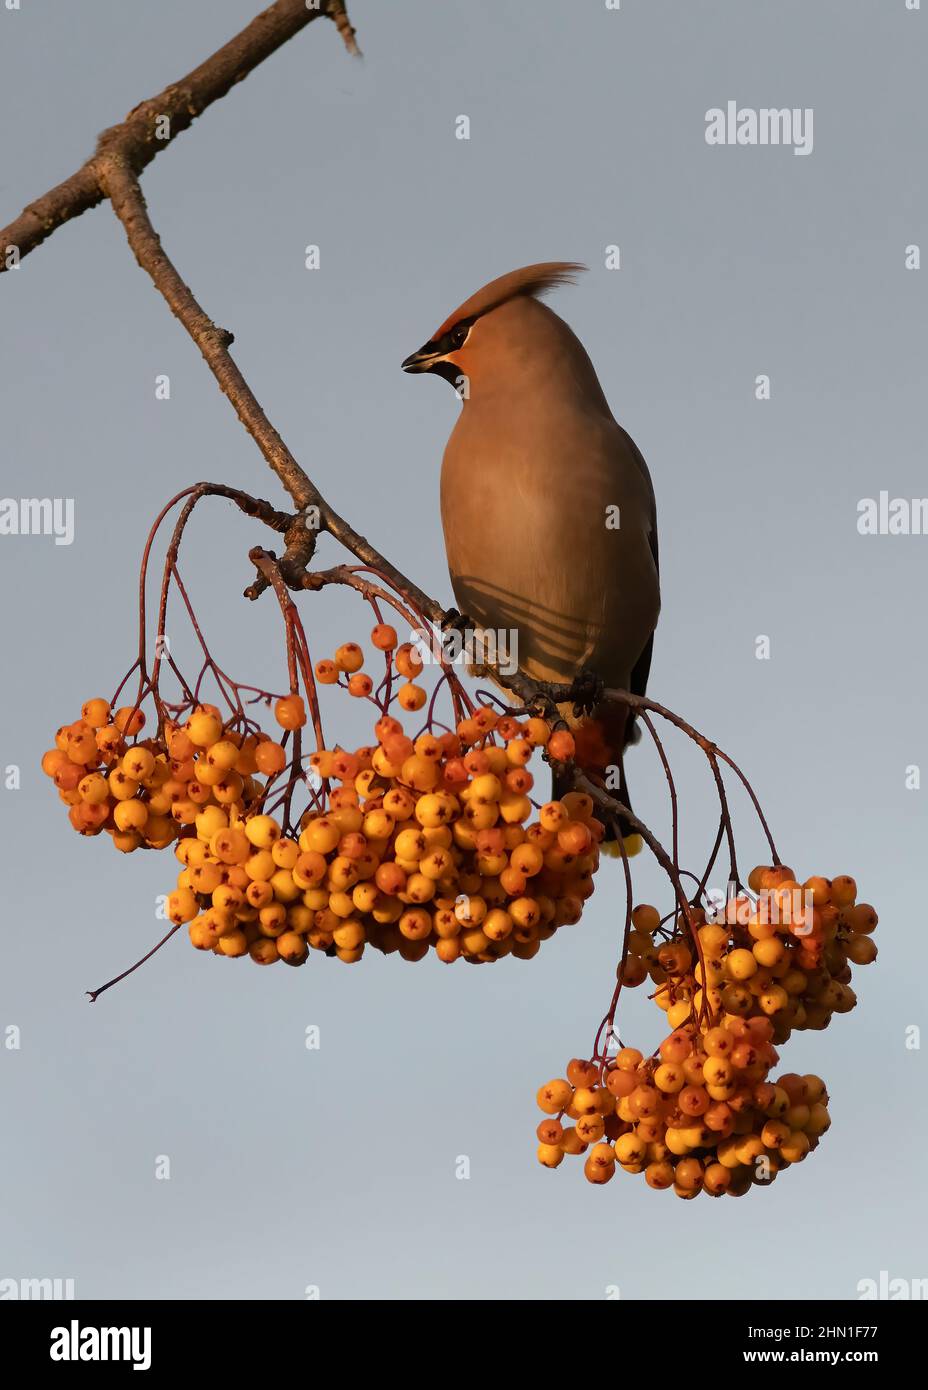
left=435, top=317, right=474, bottom=355
left=402, top=317, right=475, bottom=380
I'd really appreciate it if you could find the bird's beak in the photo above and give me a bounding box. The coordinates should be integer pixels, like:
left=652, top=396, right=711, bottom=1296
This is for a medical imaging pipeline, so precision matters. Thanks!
left=401, top=343, right=445, bottom=373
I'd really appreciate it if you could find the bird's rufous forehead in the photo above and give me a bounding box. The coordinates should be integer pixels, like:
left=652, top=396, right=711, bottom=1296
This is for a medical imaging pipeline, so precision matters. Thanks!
left=433, top=261, right=586, bottom=338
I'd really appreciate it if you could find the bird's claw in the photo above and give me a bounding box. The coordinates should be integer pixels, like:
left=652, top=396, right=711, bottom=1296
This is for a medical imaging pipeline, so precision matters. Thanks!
left=569, top=667, right=604, bottom=717
left=441, top=607, right=475, bottom=636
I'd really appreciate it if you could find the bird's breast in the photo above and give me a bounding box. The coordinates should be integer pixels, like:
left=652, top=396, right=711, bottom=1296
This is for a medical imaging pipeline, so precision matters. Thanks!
left=439, top=401, right=659, bottom=689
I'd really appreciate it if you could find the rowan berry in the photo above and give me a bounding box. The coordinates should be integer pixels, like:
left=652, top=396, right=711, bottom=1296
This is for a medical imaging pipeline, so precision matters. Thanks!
left=371, top=624, right=398, bottom=651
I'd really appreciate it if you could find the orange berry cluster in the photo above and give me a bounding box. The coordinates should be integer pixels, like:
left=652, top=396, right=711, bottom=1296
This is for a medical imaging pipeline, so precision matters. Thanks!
left=536, top=866, right=878, bottom=1195
left=620, top=865, right=878, bottom=1043
left=172, top=702, right=603, bottom=967
left=43, top=626, right=603, bottom=969
left=41, top=697, right=294, bottom=855
left=314, top=628, right=417, bottom=705
left=536, top=1051, right=830, bottom=1198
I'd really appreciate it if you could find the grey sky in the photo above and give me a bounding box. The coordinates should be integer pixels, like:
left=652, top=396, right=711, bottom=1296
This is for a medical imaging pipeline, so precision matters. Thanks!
left=0, top=0, right=925, bottom=1299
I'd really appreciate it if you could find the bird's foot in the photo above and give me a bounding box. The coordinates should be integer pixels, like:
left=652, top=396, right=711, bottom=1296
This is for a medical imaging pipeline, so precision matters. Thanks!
left=441, top=607, right=476, bottom=637
left=568, top=667, right=604, bottom=717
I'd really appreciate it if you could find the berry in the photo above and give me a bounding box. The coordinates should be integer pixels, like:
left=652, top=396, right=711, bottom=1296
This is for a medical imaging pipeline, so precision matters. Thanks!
left=114, top=706, right=145, bottom=736
left=395, top=644, right=424, bottom=679
left=348, top=674, right=374, bottom=698
left=255, top=740, right=288, bottom=775
left=397, top=683, right=426, bottom=712
left=371, top=624, right=398, bottom=651
left=275, top=695, right=307, bottom=730
left=547, top=730, right=575, bottom=762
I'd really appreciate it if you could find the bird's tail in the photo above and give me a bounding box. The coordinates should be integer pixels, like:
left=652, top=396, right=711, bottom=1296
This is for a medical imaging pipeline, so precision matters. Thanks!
left=551, top=703, right=643, bottom=857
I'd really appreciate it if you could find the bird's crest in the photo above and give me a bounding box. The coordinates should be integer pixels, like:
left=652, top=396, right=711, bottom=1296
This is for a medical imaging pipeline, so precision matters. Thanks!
left=433, top=261, right=586, bottom=338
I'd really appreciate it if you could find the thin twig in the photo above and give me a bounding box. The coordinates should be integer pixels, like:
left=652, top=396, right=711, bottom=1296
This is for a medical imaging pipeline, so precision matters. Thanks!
left=87, top=925, right=182, bottom=1003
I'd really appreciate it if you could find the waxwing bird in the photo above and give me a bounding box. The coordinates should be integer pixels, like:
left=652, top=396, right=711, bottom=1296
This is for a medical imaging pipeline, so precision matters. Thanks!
left=402, top=262, right=659, bottom=843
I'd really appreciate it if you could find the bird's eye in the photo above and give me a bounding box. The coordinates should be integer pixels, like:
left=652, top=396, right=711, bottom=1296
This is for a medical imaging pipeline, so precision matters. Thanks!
left=447, top=321, right=471, bottom=351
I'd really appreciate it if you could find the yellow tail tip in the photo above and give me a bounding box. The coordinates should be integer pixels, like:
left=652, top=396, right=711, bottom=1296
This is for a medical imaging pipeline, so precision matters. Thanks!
left=603, top=833, right=643, bottom=859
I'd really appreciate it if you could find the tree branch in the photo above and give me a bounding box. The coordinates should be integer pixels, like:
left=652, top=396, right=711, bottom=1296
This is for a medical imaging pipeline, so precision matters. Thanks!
left=98, top=155, right=450, bottom=616
left=100, top=156, right=321, bottom=531
left=0, top=0, right=356, bottom=269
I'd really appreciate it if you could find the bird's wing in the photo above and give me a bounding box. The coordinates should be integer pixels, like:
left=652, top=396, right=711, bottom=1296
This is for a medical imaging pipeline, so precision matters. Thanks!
left=621, top=427, right=659, bottom=699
